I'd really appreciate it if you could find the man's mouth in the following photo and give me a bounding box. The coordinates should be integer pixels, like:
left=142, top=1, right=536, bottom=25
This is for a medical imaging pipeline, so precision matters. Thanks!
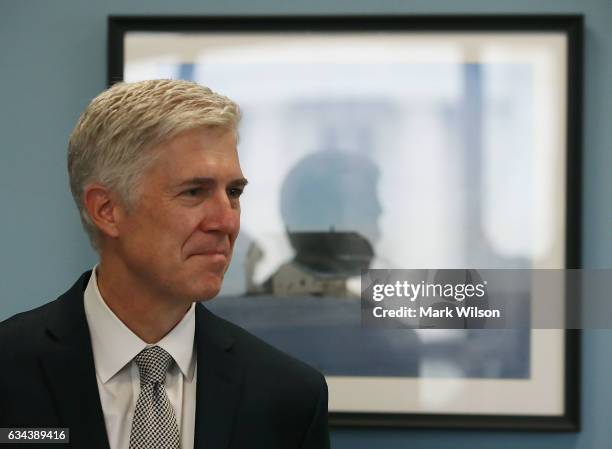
left=191, top=249, right=230, bottom=263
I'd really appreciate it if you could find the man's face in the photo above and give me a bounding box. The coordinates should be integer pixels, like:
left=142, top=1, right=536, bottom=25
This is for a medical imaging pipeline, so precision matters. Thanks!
left=113, top=127, right=246, bottom=303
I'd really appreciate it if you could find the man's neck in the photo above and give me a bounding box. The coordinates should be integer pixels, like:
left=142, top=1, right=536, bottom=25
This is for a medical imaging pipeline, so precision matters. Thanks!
left=95, top=257, right=191, bottom=344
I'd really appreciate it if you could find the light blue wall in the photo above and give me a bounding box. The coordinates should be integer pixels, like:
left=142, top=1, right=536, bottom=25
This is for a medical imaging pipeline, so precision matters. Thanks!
left=1, top=0, right=611, bottom=447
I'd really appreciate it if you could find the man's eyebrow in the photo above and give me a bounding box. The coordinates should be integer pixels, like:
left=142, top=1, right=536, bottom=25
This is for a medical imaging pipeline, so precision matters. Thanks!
left=176, top=177, right=249, bottom=188
left=229, top=178, right=249, bottom=187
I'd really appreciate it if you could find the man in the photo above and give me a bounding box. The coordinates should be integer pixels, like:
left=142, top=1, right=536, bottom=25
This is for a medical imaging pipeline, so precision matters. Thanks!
left=0, top=79, right=330, bottom=449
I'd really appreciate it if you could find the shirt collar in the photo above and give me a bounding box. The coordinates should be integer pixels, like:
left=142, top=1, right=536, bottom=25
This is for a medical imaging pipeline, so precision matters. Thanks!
left=84, top=265, right=196, bottom=384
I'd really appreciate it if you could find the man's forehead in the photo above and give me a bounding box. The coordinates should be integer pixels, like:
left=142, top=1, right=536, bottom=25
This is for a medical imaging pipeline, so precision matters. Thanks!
left=151, top=130, right=242, bottom=171
left=156, top=126, right=238, bottom=154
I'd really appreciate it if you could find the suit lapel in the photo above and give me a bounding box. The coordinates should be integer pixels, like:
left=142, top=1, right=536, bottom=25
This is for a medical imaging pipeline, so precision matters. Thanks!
left=194, top=305, right=244, bottom=449
left=39, top=271, right=110, bottom=449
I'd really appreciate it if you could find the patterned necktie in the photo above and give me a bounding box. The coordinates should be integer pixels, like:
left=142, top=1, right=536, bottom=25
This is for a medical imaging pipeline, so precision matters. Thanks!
left=129, top=346, right=180, bottom=449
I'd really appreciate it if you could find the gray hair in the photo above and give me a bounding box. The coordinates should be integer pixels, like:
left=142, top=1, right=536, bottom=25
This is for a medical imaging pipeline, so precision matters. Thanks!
left=67, top=79, right=240, bottom=251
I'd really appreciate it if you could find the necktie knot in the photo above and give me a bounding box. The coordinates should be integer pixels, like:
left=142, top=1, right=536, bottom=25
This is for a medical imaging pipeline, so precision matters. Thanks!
left=134, top=346, right=173, bottom=385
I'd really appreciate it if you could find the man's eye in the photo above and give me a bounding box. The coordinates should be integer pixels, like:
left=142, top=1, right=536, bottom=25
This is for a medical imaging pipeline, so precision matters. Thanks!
left=183, top=188, right=204, bottom=197
left=228, top=187, right=244, bottom=199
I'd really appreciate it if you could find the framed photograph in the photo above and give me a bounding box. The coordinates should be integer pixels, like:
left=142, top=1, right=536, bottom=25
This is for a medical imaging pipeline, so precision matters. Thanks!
left=108, top=15, right=582, bottom=430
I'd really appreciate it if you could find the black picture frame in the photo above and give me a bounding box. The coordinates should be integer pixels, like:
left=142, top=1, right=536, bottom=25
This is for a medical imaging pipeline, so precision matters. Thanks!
left=108, top=15, right=582, bottom=431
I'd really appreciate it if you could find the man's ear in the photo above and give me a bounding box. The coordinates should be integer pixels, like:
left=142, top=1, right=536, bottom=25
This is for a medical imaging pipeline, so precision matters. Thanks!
left=83, top=183, right=124, bottom=240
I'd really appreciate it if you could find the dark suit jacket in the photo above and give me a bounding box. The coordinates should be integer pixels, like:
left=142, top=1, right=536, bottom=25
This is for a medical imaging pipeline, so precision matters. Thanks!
left=0, top=271, right=330, bottom=449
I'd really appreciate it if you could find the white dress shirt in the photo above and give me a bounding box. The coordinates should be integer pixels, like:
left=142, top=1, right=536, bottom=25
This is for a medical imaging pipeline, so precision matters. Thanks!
left=83, top=266, right=197, bottom=449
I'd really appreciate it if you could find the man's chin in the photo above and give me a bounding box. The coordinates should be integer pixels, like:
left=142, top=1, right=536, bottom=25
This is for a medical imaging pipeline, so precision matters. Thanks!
left=191, top=278, right=223, bottom=301
left=174, top=266, right=225, bottom=301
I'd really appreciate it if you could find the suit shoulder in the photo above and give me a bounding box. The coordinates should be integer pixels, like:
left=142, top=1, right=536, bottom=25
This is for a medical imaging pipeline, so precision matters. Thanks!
left=0, top=299, right=58, bottom=342
left=0, top=270, right=89, bottom=347
left=206, top=309, right=325, bottom=395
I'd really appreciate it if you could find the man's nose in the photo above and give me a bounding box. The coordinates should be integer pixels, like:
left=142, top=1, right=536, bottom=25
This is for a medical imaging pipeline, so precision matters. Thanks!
left=199, top=190, right=240, bottom=234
